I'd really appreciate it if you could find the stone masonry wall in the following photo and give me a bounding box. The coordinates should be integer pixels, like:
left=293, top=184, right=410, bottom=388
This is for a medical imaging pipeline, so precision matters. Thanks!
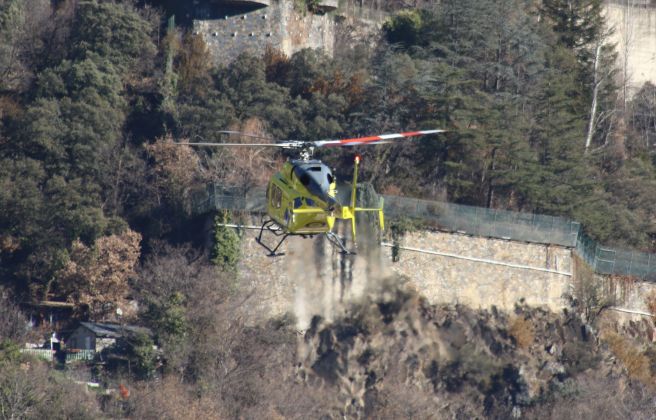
left=386, top=231, right=573, bottom=312
left=233, top=222, right=578, bottom=327
left=194, top=1, right=338, bottom=64
left=192, top=0, right=400, bottom=64
left=219, top=217, right=655, bottom=328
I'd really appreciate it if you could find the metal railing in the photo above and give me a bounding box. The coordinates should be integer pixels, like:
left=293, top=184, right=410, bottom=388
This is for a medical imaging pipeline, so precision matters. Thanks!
left=191, top=183, right=656, bottom=282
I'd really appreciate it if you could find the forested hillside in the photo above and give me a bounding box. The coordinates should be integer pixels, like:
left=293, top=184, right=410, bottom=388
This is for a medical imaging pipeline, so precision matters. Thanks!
left=1, top=0, right=656, bottom=302
left=1, top=0, right=656, bottom=418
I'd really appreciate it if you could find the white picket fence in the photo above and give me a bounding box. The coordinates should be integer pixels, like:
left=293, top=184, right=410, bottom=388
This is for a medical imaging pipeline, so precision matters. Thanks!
left=66, top=349, right=95, bottom=362
left=20, top=348, right=54, bottom=361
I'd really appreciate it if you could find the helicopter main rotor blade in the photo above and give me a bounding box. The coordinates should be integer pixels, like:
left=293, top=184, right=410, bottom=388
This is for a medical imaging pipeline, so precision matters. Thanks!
left=312, top=129, right=446, bottom=148
left=175, top=141, right=302, bottom=148
left=218, top=131, right=277, bottom=142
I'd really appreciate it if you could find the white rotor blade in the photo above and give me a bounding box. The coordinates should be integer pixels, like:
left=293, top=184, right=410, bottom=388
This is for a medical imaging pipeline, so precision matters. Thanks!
left=312, top=129, right=446, bottom=148
left=175, top=141, right=302, bottom=149
left=218, top=131, right=277, bottom=141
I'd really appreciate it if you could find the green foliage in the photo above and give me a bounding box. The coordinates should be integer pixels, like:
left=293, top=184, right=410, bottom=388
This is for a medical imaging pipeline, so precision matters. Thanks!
left=146, top=292, right=188, bottom=342
left=0, top=339, right=21, bottom=363
left=128, top=332, right=158, bottom=379
left=388, top=217, right=420, bottom=262
left=383, top=10, right=426, bottom=48
left=216, top=53, right=304, bottom=139
left=71, top=0, right=156, bottom=73
left=107, top=332, right=157, bottom=380
left=541, top=0, right=605, bottom=52
left=212, top=212, right=241, bottom=272
left=0, top=0, right=159, bottom=297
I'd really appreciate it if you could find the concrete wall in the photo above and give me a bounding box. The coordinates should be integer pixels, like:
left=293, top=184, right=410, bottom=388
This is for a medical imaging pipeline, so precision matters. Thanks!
left=605, top=274, right=656, bottom=319
left=605, top=1, right=656, bottom=96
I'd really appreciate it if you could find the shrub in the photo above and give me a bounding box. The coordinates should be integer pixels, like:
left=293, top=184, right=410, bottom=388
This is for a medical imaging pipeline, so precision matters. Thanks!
left=212, top=211, right=241, bottom=272
left=509, top=317, right=534, bottom=349
left=603, top=331, right=653, bottom=386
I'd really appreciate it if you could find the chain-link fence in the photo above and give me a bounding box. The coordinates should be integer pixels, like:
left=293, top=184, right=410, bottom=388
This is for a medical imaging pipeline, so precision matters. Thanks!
left=191, top=185, right=267, bottom=214
left=191, top=184, right=656, bottom=281
left=384, top=196, right=581, bottom=247
left=576, top=232, right=656, bottom=281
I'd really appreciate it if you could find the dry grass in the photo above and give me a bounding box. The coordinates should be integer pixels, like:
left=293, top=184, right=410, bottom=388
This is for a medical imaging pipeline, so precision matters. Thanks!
left=644, top=290, right=656, bottom=325
left=509, top=316, right=535, bottom=349
left=603, top=331, right=653, bottom=387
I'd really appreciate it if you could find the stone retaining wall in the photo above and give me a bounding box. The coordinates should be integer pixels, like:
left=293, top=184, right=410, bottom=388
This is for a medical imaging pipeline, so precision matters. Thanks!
left=223, top=219, right=654, bottom=327
left=386, top=231, right=573, bottom=313
left=233, top=222, right=577, bottom=326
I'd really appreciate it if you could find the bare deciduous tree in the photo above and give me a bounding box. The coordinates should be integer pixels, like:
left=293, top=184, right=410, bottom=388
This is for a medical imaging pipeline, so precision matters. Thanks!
left=57, top=229, right=141, bottom=319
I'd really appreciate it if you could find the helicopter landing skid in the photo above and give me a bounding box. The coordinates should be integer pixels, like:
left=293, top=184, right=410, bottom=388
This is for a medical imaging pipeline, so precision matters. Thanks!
left=256, top=219, right=289, bottom=257
left=325, top=232, right=355, bottom=255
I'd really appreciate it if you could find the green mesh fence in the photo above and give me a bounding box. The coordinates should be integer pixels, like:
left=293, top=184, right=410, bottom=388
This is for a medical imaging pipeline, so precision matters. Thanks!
left=576, top=232, right=656, bottom=281
left=384, top=196, right=581, bottom=247
left=191, top=185, right=267, bottom=214
left=191, top=184, right=656, bottom=281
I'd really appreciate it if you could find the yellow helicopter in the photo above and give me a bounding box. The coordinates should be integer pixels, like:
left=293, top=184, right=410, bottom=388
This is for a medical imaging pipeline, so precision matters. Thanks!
left=181, top=129, right=444, bottom=256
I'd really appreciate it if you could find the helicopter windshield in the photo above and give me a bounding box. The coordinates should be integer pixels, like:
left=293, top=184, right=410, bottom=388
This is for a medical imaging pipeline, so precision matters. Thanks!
left=292, top=161, right=336, bottom=206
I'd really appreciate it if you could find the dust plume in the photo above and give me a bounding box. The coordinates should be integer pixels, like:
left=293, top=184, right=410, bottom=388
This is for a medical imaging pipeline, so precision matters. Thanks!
left=288, top=218, right=391, bottom=330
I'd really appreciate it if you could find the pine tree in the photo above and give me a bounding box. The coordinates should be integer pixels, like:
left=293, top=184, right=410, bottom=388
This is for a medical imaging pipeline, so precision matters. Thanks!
left=540, top=0, right=617, bottom=152
left=524, top=45, right=592, bottom=215
left=211, top=212, right=241, bottom=272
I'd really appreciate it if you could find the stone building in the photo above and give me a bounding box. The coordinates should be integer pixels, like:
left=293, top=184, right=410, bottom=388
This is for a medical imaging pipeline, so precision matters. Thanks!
left=189, top=0, right=393, bottom=64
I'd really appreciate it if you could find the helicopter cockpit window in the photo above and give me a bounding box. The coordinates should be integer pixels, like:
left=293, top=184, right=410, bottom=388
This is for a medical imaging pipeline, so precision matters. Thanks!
left=306, top=198, right=315, bottom=207
left=309, top=167, right=321, bottom=171
left=294, top=197, right=303, bottom=208
left=327, top=173, right=334, bottom=184
left=271, top=185, right=283, bottom=208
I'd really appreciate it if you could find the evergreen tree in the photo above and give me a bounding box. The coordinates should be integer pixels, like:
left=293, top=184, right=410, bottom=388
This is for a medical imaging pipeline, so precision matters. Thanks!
left=524, top=46, right=592, bottom=215
left=540, top=0, right=617, bottom=151
left=212, top=212, right=241, bottom=273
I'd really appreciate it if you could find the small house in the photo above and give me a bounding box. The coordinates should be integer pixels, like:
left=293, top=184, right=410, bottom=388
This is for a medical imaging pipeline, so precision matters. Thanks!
left=66, top=322, right=152, bottom=353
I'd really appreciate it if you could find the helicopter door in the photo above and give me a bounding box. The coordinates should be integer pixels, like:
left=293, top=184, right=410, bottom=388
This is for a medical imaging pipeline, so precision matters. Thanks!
left=271, top=185, right=283, bottom=208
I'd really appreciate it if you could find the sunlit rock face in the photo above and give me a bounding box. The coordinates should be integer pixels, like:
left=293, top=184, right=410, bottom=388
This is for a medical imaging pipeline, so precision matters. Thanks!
left=605, top=2, right=656, bottom=98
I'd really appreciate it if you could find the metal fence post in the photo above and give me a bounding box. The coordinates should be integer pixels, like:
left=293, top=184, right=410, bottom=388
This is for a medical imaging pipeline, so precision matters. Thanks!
left=648, top=253, right=652, bottom=278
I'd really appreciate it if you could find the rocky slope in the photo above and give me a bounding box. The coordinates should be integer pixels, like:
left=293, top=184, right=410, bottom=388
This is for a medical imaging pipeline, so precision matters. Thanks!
left=291, top=277, right=656, bottom=419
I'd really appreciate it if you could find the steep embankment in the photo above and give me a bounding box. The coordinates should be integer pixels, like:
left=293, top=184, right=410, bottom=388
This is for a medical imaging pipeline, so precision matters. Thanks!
left=292, top=278, right=655, bottom=419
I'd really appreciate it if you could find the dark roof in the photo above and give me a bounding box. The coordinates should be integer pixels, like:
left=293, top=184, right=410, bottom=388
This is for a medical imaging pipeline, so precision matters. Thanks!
left=78, top=322, right=151, bottom=338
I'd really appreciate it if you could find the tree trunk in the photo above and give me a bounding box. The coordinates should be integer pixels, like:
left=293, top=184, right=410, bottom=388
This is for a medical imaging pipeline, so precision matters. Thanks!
left=585, top=44, right=602, bottom=153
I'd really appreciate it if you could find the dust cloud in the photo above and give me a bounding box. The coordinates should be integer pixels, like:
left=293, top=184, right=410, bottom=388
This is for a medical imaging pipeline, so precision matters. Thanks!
left=288, top=219, right=391, bottom=330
